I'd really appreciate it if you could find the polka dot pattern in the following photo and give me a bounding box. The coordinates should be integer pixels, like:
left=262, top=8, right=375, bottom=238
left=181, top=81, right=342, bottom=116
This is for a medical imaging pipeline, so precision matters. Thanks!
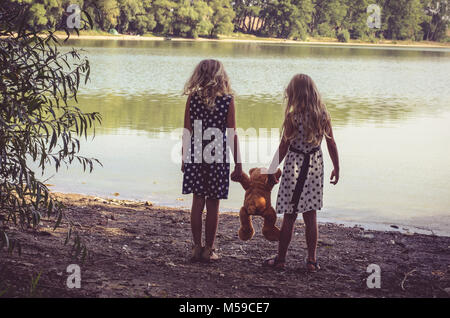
left=182, top=93, right=231, bottom=199
left=276, top=118, right=324, bottom=214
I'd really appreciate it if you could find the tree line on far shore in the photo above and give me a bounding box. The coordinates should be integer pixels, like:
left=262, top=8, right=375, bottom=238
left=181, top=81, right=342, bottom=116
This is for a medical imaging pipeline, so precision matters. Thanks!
left=4, top=0, right=450, bottom=42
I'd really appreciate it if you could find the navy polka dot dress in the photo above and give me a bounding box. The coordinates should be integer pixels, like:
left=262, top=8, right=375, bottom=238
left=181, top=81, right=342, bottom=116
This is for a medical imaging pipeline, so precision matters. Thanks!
left=276, top=116, right=324, bottom=214
left=182, top=93, right=232, bottom=199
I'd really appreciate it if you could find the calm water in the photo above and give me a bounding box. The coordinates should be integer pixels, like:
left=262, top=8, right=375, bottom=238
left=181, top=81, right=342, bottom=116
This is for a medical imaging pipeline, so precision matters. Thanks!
left=47, top=39, right=450, bottom=235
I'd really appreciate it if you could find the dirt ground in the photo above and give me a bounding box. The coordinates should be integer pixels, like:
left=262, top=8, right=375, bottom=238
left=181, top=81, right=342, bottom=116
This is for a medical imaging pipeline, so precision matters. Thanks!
left=0, top=193, right=449, bottom=298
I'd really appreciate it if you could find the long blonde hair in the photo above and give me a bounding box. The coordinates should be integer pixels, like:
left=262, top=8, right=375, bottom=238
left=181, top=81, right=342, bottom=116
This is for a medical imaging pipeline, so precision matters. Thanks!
left=282, top=74, right=331, bottom=145
left=184, top=59, right=233, bottom=108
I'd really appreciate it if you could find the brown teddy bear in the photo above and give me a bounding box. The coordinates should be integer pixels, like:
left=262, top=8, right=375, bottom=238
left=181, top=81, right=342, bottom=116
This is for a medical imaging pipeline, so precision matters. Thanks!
left=231, top=168, right=282, bottom=241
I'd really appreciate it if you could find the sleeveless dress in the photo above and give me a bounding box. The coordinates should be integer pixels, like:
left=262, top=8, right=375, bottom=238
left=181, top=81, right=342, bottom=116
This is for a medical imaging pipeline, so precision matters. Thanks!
left=276, top=117, right=324, bottom=214
left=182, top=93, right=232, bottom=199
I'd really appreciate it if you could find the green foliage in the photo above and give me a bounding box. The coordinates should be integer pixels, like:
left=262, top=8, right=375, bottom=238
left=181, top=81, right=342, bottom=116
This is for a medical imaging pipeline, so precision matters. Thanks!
left=5, top=0, right=64, bottom=31
left=337, top=29, right=350, bottom=42
left=326, top=0, right=349, bottom=29
left=317, top=23, right=336, bottom=38
left=116, top=0, right=144, bottom=33
left=29, top=271, right=42, bottom=297
left=2, top=0, right=447, bottom=42
left=90, top=0, right=121, bottom=31
left=364, top=31, right=379, bottom=43
left=381, top=0, right=425, bottom=40
left=344, top=0, right=372, bottom=39
left=421, top=0, right=450, bottom=41
left=259, top=0, right=313, bottom=39
left=173, top=0, right=213, bottom=38
left=148, top=0, right=177, bottom=35
left=208, top=0, right=235, bottom=38
left=0, top=2, right=100, bottom=256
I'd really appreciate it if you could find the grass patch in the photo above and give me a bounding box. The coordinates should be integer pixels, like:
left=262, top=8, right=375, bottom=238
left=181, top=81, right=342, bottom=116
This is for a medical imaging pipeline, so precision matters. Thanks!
left=218, top=33, right=285, bottom=42
left=305, top=36, right=338, bottom=42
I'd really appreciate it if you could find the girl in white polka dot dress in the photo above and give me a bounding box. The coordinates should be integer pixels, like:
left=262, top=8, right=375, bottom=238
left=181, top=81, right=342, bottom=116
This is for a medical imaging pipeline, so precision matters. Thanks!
left=265, top=74, right=340, bottom=272
left=182, top=60, right=243, bottom=262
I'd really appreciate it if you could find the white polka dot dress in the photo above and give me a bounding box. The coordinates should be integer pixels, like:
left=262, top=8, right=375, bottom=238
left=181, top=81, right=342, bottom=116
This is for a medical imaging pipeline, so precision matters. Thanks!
left=276, top=119, right=324, bottom=215
left=182, top=93, right=231, bottom=199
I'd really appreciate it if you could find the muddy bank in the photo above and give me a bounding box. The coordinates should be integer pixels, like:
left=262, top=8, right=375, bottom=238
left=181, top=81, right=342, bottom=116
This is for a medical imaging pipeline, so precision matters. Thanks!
left=0, top=193, right=449, bottom=298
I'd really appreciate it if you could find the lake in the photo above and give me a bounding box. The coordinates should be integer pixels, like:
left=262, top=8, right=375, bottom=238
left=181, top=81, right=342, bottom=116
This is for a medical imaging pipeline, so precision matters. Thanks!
left=48, top=39, right=450, bottom=235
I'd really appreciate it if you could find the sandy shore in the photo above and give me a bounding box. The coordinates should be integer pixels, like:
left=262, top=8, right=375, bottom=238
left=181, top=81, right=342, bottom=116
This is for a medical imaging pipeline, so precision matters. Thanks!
left=0, top=192, right=449, bottom=298
left=57, top=33, right=450, bottom=49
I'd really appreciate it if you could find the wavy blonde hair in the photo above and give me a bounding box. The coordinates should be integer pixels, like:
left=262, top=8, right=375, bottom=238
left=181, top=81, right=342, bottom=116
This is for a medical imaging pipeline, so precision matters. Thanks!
left=184, top=59, right=233, bottom=108
left=282, top=74, right=331, bottom=146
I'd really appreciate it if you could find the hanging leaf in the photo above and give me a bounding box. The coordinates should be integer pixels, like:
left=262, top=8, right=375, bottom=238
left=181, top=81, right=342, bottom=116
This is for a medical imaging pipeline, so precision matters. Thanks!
left=0, top=2, right=99, bottom=256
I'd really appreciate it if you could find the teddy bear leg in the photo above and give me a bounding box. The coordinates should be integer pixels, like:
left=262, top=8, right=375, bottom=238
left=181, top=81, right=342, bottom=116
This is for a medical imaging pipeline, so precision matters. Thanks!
left=262, top=207, right=281, bottom=242
left=238, top=207, right=254, bottom=241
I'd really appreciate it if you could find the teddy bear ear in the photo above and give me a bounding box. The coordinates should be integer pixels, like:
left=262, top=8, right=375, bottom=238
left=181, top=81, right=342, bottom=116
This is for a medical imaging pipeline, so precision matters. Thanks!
left=249, top=168, right=257, bottom=176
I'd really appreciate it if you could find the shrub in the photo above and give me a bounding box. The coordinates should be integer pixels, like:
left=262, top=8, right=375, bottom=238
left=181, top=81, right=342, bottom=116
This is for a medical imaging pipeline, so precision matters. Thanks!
left=318, top=23, right=336, bottom=38
left=0, top=1, right=100, bottom=258
left=337, top=29, right=350, bottom=43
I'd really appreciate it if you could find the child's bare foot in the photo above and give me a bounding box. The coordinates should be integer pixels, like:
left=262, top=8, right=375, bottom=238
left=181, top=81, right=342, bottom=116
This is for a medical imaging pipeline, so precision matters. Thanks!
left=306, top=258, right=320, bottom=272
left=191, top=245, right=203, bottom=262
left=262, top=256, right=285, bottom=270
left=201, top=246, right=220, bottom=262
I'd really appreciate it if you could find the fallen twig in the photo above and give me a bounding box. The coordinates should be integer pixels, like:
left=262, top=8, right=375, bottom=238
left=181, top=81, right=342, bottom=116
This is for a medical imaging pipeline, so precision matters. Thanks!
left=401, top=269, right=417, bottom=291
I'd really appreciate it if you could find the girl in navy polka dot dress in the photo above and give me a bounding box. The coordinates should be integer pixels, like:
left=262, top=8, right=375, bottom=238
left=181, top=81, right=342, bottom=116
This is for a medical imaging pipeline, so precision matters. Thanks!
left=182, top=59, right=243, bottom=262
left=265, top=74, right=340, bottom=272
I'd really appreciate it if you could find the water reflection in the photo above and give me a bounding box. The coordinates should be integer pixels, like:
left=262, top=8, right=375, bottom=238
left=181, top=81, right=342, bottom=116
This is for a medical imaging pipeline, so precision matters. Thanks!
left=51, top=39, right=450, bottom=235
left=66, top=39, right=450, bottom=58
left=71, top=40, right=450, bottom=117
left=77, top=93, right=448, bottom=135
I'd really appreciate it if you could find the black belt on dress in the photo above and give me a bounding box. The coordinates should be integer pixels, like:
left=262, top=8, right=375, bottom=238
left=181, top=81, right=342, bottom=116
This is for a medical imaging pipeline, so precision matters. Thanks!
left=289, top=145, right=320, bottom=213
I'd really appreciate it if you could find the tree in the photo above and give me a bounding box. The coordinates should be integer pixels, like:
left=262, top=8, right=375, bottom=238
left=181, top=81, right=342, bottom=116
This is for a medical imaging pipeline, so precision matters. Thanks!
left=232, top=0, right=249, bottom=32
left=4, top=0, right=447, bottom=42
left=172, top=0, right=213, bottom=38
left=311, top=0, right=348, bottom=37
left=149, top=0, right=177, bottom=35
left=254, top=0, right=313, bottom=39
left=208, top=0, right=235, bottom=37
left=337, top=28, right=350, bottom=42
left=84, top=0, right=120, bottom=31
left=343, top=0, right=371, bottom=39
left=4, top=0, right=65, bottom=30
left=291, top=0, right=314, bottom=40
left=232, top=0, right=264, bottom=34
left=0, top=1, right=101, bottom=256
left=421, top=0, right=450, bottom=41
left=381, top=0, right=425, bottom=40
left=326, top=0, right=348, bottom=31
left=116, top=0, right=141, bottom=33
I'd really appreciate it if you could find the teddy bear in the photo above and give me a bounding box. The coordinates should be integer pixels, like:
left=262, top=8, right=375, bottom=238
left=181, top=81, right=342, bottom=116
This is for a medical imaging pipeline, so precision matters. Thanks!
left=231, top=167, right=282, bottom=241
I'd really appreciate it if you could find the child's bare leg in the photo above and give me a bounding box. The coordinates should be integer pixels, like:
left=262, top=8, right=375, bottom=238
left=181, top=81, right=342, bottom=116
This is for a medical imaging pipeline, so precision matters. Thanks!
left=191, top=194, right=205, bottom=246
left=205, top=198, right=220, bottom=248
left=276, top=213, right=297, bottom=262
left=302, top=210, right=318, bottom=264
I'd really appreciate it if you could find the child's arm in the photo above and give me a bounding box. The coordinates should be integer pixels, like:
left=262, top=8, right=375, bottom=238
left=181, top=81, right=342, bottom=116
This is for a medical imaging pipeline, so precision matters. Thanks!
left=325, top=122, right=340, bottom=185
left=227, top=97, right=243, bottom=178
left=181, top=95, right=192, bottom=173
left=267, top=136, right=290, bottom=183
